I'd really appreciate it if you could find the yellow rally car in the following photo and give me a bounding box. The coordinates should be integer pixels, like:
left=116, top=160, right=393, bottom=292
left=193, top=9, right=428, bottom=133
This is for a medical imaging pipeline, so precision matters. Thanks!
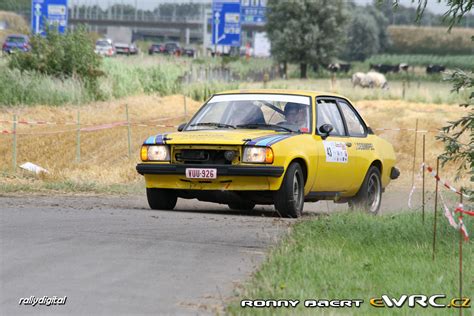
left=136, top=90, right=399, bottom=217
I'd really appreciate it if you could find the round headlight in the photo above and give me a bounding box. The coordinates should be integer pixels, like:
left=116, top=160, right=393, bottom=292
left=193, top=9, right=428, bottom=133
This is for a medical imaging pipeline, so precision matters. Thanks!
left=146, top=145, right=170, bottom=161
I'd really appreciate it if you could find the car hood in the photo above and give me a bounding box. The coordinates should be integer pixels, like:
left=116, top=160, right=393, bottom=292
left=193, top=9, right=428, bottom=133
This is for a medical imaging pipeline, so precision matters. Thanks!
left=143, top=129, right=298, bottom=146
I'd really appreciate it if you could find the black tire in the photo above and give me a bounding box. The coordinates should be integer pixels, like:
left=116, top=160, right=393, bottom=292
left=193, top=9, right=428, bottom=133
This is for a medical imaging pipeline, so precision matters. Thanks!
left=146, top=188, right=177, bottom=210
left=228, top=200, right=255, bottom=211
left=273, top=162, right=305, bottom=218
left=349, top=166, right=382, bottom=215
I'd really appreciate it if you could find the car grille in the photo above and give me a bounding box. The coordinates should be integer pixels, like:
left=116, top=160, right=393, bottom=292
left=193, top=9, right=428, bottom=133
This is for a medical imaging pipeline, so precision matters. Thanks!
left=173, top=147, right=240, bottom=165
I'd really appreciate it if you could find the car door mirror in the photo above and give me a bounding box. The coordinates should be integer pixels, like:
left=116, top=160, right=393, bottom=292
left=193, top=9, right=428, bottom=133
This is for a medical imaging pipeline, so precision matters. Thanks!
left=319, top=124, right=333, bottom=138
left=177, top=123, right=187, bottom=132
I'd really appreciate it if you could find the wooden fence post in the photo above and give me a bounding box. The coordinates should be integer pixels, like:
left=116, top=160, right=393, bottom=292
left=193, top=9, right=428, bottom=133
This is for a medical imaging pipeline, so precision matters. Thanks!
left=76, top=110, right=81, bottom=163
left=12, top=114, right=17, bottom=172
left=125, top=104, right=132, bottom=158
left=432, top=157, right=440, bottom=261
left=422, top=134, right=425, bottom=223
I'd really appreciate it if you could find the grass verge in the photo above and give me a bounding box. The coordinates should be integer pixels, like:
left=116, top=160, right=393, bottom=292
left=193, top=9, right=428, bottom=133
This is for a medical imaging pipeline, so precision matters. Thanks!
left=228, top=211, right=473, bottom=315
left=0, top=177, right=143, bottom=195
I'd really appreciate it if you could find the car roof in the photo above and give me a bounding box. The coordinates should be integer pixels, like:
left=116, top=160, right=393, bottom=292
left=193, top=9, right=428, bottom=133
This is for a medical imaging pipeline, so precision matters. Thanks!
left=215, top=89, right=350, bottom=100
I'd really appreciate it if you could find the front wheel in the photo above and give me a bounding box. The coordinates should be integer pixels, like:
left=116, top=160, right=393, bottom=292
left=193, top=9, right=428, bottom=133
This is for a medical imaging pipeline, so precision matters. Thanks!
left=146, top=188, right=177, bottom=210
left=349, top=166, right=382, bottom=214
left=274, top=162, right=305, bottom=218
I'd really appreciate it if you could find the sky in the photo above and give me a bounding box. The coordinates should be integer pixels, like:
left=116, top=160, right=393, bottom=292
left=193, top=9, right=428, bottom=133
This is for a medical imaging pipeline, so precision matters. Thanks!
left=69, top=0, right=454, bottom=15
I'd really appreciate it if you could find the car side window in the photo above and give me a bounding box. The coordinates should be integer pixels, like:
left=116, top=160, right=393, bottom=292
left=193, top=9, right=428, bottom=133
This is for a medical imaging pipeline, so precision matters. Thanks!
left=338, top=100, right=366, bottom=137
left=316, top=99, right=345, bottom=136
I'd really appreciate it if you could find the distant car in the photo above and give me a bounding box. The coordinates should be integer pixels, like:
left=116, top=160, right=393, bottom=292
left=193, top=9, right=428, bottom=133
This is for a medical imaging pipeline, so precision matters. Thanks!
left=164, top=42, right=181, bottom=55
left=137, top=90, right=399, bottom=217
left=129, top=43, right=138, bottom=55
left=182, top=47, right=195, bottom=58
left=95, top=39, right=115, bottom=57
left=148, top=43, right=165, bottom=55
left=2, top=34, right=30, bottom=54
left=114, top=42, right=138, bottom=56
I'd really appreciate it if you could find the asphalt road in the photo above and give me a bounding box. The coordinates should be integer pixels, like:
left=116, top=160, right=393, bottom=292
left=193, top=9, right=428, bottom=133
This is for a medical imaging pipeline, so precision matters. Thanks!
left=0, top=195, right=294, bottom=315
left=0, top=189, right=415, bottom=315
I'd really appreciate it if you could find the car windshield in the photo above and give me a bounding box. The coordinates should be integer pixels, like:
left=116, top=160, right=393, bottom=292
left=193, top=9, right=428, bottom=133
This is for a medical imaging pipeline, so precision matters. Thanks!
left=7, top=36, right=26, bottom=43
left=186, top=94, right=312, bottom=133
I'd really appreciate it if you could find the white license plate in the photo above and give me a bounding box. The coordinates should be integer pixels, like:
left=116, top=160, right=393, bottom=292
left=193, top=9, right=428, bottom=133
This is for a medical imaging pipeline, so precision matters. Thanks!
left=185, top=168, right=217, bottom=179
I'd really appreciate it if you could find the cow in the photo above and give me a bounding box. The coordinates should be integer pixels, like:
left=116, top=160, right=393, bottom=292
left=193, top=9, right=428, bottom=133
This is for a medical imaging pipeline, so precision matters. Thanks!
left=399, top=63, right=409, bottom=71
left=328, top=63, right=351, bottom=73
left=426, top=64, right=446, bottom=74
left=369, top=63, right=400, bottom=74
left=352, top=72, right=388, bottom=89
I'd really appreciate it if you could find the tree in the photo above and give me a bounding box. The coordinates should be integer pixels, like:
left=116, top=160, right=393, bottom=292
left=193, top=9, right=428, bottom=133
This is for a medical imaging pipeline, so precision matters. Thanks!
left=266, top=0, right=347, bottom=78
left=342, top=10, right=380, bottom=61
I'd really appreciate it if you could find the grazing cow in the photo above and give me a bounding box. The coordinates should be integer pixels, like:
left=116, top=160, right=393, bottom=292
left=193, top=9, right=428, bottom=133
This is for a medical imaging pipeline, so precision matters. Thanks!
left=426, top=64, right=446, bottom=74
left=366, top=71, right=389, bottom=89
left=399, top=63, right=409, bottom=71
left=352, top=72, right=369, bottom=88
left=328, top=63, right=351, bottom=73
left=369, top=63, right=399, bottom=74
left=352, top=72, right=388, bottom=89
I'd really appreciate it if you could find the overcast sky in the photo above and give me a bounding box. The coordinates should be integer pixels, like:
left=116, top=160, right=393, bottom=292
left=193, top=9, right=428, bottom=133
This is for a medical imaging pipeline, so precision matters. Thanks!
left=69, top=0, right=454, bottom=15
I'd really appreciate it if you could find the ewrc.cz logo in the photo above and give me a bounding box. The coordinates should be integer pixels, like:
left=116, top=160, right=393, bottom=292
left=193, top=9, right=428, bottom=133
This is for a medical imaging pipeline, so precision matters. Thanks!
left=241, top=299, right=363, bottom=308
left=369, top=295, right=471, bottom=308
left=19, top=296, right=67, bottom=306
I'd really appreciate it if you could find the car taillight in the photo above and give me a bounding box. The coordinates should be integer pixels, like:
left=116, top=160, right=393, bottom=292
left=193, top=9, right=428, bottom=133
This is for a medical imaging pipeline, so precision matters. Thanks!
left=2, top=43, right=6, bottom=49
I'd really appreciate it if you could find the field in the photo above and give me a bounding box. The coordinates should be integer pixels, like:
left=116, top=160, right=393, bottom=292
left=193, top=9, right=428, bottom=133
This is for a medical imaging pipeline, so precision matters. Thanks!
left=0, top=87, right=470, bottom=193
left=387, top=25, right=474, bottom=55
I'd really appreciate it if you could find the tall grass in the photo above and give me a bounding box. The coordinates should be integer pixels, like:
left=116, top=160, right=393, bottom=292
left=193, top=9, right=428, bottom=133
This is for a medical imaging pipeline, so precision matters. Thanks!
left=0, top=67, right=91, bottom=106
left=0, top=56, right=234, bottom=106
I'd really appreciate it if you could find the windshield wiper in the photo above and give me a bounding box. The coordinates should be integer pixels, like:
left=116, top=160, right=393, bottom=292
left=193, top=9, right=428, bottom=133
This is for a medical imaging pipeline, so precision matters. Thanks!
left=236, top=123, right=295, bottom=133
left=190, top=122, right=236, bottom=129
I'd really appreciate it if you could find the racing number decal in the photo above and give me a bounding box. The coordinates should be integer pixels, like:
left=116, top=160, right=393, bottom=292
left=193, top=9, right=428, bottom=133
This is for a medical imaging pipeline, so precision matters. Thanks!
left=323, top=141, right=348, bottom=163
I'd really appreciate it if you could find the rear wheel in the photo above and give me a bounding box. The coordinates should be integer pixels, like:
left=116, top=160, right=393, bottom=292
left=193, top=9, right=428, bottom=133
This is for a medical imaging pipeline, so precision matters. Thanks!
left=228, top=200, right=255, bottom=211
left=274, top=162, right=304, bottom=218
left=146, top=188, right=177, bottom=210
left=349, top=166, right=382, bottom=214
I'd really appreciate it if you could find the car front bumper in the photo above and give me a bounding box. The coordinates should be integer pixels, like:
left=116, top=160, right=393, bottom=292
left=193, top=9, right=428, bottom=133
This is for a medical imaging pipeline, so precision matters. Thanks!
left=136, top=163, right=285, bottom=191
left=136, top=163, right=284, bottom=177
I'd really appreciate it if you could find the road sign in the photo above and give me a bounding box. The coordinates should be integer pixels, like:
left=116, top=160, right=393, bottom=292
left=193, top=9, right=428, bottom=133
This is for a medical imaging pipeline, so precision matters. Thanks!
left=31, top=0, right=68, bottom=36
left=212, top=0, right=241, bottom=47
left=241, top=0, right=267, bottom=25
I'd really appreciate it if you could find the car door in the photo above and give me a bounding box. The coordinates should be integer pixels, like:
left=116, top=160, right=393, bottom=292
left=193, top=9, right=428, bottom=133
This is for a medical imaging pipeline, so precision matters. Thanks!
left=336, top=98, right=372, bottom=191
left=312, top=98, right=358, bottom=193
